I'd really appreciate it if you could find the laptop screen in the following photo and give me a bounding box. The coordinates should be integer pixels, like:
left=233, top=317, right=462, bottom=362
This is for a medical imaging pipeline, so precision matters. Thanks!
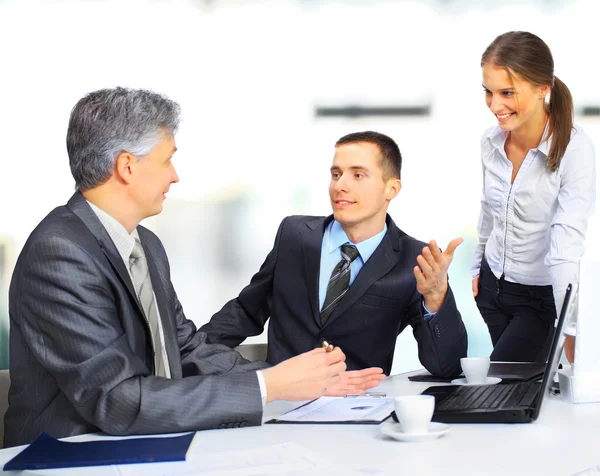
left=531, top=283, right=573, bottom=420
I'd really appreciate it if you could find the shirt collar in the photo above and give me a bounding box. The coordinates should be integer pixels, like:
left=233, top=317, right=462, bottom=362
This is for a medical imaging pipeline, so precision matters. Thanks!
left=327, top=220, right=387, bottom=262
left=87, top=201, right=139, bottom=264
left=536, top=120, right=552, bottom=156
left=487, top=126, right=508, bottom=150
left=486, top=121, right=552, bottom=157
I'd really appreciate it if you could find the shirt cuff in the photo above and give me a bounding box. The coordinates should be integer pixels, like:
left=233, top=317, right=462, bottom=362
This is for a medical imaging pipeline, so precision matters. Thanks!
left=256, top=370, right=267, bottom=408
left=422, top=300, right=436, bottom=320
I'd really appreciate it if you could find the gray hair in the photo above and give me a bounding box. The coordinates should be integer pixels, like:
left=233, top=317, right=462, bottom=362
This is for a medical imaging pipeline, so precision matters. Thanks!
left=67, top=87, right=181, bottom=191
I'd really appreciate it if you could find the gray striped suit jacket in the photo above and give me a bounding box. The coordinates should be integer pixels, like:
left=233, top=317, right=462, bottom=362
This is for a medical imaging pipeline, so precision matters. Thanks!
left=4, top=192, right=267, bottom=447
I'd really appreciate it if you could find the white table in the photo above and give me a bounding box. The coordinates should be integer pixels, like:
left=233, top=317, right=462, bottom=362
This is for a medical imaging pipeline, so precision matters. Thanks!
left=1, top=371, right=599, bottom=475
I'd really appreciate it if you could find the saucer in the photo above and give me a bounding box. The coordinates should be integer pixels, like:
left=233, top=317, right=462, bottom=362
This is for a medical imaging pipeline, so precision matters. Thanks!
left=380, top=422, right=451, bottom=442
left=450, top=377, right=502, bottom=386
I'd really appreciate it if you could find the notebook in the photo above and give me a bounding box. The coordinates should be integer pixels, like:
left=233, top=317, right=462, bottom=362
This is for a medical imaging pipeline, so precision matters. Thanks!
left=3, top=432, right=195, bottom=471
left=422, top=284, right=572, bottom=424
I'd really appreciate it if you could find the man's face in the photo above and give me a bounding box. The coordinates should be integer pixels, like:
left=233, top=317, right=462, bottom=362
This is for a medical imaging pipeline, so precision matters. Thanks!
left=329, top=142, right=400, bottom=240
left=130, top=133, right=179, bottom=220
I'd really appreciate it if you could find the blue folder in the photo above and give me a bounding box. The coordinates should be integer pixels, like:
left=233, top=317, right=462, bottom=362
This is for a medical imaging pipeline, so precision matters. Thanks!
left=3, top=431, right=195, bottom=471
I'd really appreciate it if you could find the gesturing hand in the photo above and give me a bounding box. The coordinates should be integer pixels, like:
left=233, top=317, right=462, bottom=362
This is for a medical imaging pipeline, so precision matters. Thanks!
left=324, top=367, right=386, bottom=396
left=414, top=238, right=464, bottom=312
left=262, top=347, right=347, bottom=403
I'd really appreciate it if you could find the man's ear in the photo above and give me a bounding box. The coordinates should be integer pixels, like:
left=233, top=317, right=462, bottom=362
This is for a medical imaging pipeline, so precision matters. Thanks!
left=115, top=152, right=136, bottom=184
left=386, top=178, right=402, bottom=201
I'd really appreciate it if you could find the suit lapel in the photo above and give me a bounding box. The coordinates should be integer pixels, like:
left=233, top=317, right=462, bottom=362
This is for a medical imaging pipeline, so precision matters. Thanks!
left=68, top=192, right=179, bottom=376
left=67, top=192, right=146, bottom=325
left=301, top=216, right=331, bottom=326
left=323, top=216, right=400, bottom=328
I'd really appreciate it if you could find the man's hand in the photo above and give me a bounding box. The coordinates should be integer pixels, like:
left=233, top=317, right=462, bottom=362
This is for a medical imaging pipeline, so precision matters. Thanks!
left=472, top=275, right=480, bottom=297
left=414, top=238, right=464, bottom=313
left=262, top=348, right=346, bottom=402
left=324, top=367, right=386, bottom=396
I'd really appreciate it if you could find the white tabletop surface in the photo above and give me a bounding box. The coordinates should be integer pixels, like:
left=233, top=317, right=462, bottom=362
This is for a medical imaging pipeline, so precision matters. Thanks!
left=1, top=370, right=599, bottom=475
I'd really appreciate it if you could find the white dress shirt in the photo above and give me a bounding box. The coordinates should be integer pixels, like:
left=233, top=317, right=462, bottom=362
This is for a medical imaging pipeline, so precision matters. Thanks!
left=471, top=124, right=596, bottom=316
left=88, top=202, right=172, bottom=378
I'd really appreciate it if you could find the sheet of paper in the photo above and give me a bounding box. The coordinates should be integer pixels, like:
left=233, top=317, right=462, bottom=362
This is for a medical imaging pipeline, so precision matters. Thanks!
left=115, top=441, right=355, bottom=476
left=275, top=396, right=393, bottom=422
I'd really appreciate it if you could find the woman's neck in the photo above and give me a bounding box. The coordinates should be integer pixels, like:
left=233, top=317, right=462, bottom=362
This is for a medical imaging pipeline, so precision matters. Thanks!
left=508, top=109, right=549, bottom=152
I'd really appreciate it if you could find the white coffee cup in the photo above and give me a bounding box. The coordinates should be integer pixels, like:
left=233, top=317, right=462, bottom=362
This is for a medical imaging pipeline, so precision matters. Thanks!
left=460, top=357, right=491, bottom=384
left=394, top=395, right=435, bottom=434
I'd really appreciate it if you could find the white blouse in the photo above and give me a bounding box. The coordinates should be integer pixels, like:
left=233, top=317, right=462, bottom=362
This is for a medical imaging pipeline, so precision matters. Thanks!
left=472, top=124, right=596, bottom=315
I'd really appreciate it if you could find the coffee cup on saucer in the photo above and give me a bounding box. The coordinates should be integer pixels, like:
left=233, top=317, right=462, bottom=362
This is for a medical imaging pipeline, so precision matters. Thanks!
left=460, top=357, right=491, bottom=384
left=393, top=395, right=435, bottom=434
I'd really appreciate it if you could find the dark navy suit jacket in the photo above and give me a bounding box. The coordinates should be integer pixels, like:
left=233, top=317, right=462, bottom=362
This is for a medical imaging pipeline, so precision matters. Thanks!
left=201, top=214, right=467, bottom=377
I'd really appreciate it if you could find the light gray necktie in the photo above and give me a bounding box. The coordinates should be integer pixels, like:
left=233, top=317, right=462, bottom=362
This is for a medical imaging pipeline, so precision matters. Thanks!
left=129, top=239, right=167, bottom=377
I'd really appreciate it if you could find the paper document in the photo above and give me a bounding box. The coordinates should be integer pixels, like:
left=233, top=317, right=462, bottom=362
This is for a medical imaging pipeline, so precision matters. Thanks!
left=269, top=396, right=394, bottom=424
left=116, top=441, right=360, bottom=476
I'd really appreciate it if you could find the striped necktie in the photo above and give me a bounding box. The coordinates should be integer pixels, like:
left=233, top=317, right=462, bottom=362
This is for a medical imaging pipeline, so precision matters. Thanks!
left=320, top=243, right=360, bottom=325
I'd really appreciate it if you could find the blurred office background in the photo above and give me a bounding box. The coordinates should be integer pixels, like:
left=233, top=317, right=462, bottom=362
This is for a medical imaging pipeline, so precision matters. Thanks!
left=0, top=0, right=598, bottom=374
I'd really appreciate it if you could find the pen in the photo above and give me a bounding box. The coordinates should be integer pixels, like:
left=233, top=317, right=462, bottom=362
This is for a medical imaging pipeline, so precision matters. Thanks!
left=319, top=338, right=334, bottom=352
left=344, top=392, right=387, bottom=398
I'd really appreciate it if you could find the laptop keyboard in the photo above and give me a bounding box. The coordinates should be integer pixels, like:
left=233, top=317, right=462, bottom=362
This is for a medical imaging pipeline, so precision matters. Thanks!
left=437, top=382, right=536, bottom=411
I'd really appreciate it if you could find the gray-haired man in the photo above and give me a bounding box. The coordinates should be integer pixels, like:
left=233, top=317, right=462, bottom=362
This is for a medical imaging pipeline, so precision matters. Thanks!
left=4, top=87, right=384, bottom=447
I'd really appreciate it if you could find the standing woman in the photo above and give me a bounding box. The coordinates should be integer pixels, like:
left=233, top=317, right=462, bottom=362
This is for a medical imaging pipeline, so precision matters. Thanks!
left=472, top=31, right=596, bottom=363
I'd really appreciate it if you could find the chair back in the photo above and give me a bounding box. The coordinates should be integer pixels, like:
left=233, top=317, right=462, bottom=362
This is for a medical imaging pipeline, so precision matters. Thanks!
left=234, top=343, right=268, bottom=362
left=0, top=369, right=10, bottom=448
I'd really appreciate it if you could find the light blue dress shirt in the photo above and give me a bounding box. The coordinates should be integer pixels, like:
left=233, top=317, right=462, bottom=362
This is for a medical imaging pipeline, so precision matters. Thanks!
left=318, top=220, right=435, bottom=319
left=318, top=220, right=386, bottom=310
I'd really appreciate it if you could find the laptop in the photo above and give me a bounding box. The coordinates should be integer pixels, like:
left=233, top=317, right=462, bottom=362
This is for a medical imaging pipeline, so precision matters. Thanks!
left=422, top=283, right=572, bottom=423
left=408, top=361, right=545, bottom=383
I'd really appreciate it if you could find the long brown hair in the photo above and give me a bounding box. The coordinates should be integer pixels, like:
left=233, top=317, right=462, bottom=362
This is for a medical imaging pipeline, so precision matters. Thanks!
left=481, top=31, right=573, bottom=171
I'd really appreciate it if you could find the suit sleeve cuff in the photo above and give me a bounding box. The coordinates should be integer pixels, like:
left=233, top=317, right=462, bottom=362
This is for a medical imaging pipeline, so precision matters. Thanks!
left=256, top=370, right=267, bottom=408
left=422, top=300, right=437, bottom=320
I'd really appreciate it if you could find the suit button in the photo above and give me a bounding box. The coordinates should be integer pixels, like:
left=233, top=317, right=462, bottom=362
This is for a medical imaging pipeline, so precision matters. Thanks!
left=227, top=423, right=234, bottom=429
left=240, top=422, right=247, bottom=427
left=233, top=422, right=241, bottom=428
left=218, top=423, right=226, bottom=429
